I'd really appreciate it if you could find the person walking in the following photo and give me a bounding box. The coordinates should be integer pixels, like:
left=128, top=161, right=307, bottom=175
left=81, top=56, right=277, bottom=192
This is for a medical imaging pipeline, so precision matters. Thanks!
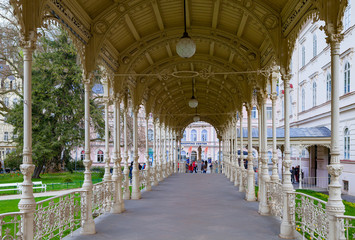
left=203, top=160, right=208, bottom=173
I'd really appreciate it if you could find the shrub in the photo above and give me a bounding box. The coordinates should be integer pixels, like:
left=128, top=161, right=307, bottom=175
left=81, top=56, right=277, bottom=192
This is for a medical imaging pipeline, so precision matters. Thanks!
left=63, top=177, right=73, bottom=183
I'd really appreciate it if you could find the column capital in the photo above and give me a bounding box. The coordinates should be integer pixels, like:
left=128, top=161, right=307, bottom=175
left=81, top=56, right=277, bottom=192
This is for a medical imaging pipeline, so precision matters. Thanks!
left=325, top=32, right=344, bottom=45
left=281, top=74, right=292, bottom=84
left=20, top=30, right=39, bottom=50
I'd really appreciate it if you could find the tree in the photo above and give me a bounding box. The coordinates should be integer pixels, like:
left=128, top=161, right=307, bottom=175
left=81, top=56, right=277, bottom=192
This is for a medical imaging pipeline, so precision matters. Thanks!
left=6, top=29, right=104, bottom=178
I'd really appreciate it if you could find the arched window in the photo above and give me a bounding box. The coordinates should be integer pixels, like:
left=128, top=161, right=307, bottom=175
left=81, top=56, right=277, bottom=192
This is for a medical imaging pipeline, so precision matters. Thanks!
left=182, top=131, right=186, bottom=141
left=252, top=107, right=257, bottom=118
left=344, top=128, right=350, bottom=159
left=80, top=150, right=85, bottom=161
left=301, top=45, right=306, bottom=67
left=301, top=88, right=305, bottom=111
left=344, top=2, right=351, bottom=30
left=344, top=62, right=351, bottom=94
left=181, top=151, right=187, bottom=161
left=313, top=82, right=317, bottom=107
left=327, top=73, right=332, bottom=101
left=97, top=150, right=104, bottom=162
left=313, top=34, right=317, bottom=58
left=148, top=129, right=154, bottom=141
left=190, top=129, right=197, bottom=141
left=201, top=129, right=208, bottom=141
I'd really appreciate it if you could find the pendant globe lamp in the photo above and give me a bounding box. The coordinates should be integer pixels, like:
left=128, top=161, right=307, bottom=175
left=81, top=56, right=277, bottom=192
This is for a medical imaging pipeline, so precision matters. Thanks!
left=176, top=0, right=196, bottom=58
left=188, top=78, right=198, bottom=108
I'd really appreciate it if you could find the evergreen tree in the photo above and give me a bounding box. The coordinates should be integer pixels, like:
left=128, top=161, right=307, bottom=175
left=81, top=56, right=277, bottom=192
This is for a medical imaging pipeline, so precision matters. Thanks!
left=6, top=29, right=104, bottom=178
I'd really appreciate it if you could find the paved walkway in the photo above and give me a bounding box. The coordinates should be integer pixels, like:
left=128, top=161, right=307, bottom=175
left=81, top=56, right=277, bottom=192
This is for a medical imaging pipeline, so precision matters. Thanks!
left=67, top=174, right=281, bottom=240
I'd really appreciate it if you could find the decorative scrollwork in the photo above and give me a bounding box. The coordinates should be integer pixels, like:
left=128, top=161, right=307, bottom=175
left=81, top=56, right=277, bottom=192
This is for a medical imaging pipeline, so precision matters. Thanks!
left=92, top=181, right=114, bottom=217
left=266, top=181, right=283, bottom=218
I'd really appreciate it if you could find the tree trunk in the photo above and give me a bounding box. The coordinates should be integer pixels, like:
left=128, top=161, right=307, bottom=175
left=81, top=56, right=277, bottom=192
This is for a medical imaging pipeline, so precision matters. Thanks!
left=32, top=165, right=43, bottom=179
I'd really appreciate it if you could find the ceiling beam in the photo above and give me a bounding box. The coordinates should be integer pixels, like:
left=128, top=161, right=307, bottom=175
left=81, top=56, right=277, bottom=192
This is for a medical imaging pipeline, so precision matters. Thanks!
left=166, top=43, right=173, bottom=57
left=209, top=41, right=215, bottom=56
left=237, top=13, right=248, bottom=38
left=145, top=52, right=154, bottom=65
left=151, top=0, right=164, bottom=31
left=212, top=0, right=221, bottom=29
left=124, top=14, right=141, bottom=41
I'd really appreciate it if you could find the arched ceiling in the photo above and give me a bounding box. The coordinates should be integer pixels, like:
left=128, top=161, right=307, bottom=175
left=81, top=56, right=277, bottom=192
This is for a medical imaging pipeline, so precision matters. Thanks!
left=20, top=0, right=337, bottom=132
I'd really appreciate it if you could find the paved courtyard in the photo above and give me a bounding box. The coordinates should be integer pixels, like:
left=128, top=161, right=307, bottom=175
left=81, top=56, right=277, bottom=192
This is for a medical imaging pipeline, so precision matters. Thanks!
left=67, top=174, right=281, bottom=240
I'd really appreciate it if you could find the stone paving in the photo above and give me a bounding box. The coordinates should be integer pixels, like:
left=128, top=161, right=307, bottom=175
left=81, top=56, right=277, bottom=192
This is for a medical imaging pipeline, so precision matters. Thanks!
left=67, top=173, right=281, bottom=240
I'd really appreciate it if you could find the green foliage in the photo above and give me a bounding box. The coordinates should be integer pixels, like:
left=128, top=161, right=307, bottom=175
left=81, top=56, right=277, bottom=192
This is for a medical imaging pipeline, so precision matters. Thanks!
left=91, top=167, right=105, bottom=178
left=62, top=177, right=73, bottom=183
left=5, top=29, right=104, bottom=177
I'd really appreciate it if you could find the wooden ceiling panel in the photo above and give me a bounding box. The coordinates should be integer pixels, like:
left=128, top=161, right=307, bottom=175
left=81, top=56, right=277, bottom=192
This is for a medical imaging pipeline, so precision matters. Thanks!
left=109, top=24, right=136, bottom=53
left=159, top=0, right=183, bottom=29
left=191, top=0, right=214, bottom=27
left=130, top=6, right=160, bottom=37
left=218, top=4, right=242, bottom=33
left=77, top=0, right=112, bottom=19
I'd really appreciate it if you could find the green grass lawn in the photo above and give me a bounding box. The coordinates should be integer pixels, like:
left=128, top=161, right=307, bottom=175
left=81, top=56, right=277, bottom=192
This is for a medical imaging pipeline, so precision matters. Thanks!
left=0, top=196, right=52, bottom=213
left=0, top=172, right=103, bottom=195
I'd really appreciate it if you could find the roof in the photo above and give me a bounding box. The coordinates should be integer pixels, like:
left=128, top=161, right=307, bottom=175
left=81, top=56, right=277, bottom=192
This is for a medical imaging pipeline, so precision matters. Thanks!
left=237, top=127, right=331, bottom=138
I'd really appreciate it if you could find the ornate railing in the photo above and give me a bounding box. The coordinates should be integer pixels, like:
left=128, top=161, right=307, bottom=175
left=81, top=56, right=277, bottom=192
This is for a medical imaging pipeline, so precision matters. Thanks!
left=290, top=192, right=328, bottom=239
left=336, top=215, right=355, bottom=239
left=266, top=181, right=283, bottom=218
left=34, top=190, right=85, bottom=239
left=0, top=212, right=24, bottom=239
left=242, top=169, right=248, bottom=190
left=92, top=181, right=114, bottom=217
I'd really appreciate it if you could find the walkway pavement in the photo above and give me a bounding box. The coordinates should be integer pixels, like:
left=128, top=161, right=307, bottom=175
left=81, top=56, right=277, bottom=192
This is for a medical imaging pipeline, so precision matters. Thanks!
left=67, top=174, right=281, bottom=240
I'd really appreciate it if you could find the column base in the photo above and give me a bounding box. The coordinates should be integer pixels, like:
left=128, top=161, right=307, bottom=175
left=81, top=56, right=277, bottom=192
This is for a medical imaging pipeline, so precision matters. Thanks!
left=123, top=192, right=130, bottom=200
left=131, top=191, right=141, bottom=200
left=246, top=195, right=256, bottom=202
left=111, top=203, right=124, bottom=214
left=146, top=185, right=152, bottom=191
left=80, top=219, right=96, bottom=235
left=258, top=203, right=270, bottom=216
left=279, top=222, right=296, bottom=239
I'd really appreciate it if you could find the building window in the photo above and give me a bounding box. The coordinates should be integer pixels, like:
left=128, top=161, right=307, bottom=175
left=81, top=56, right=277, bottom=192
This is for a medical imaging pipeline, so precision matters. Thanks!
left=268, top=151, right=272, bottom=163
left=4, top=97, right=9, bottom=107
left=344, top=2, right=351, bottom=30
left=313, top=34, right=317, bottom=58
left=344, top=180, right=349, bottom=192
left=201, top=129, right=208, bottom=141
left=181, top=150, right=187, bottom=161
left=266, top=107, right=272, bottom=120
left=13, top=98, right=18, bottom=106
left=182, top=131, right=186, bottom=141
left=312, top=82, right=317, bottom=107
left=301, top=88, right=305, bottom=111
left=252, top=107, right=257, bottom=119
left=148, top=129, right=154, bottom=141
left=4, top=132, right=8, bottom=141
left=190, top=129, right=197, bottom=141
left=97, top=150, right=104, bottom=162
left=327, top=73, right=332, bottom=101
left=4, top=81, right=9, bottom=90
left=344, top=62, right=350, bottom=94
left=80, top=150, right=85, bottom=161
left=301, top=45, right=306, bottom=67
left=344, top=128, right=350, bottom=159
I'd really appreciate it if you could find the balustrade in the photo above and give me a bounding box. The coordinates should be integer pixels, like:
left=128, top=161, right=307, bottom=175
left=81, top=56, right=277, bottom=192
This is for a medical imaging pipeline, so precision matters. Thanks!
left=92, top=181, right=115, bottom=217
left=266, top=181, right=283, bottom=218
left=0, top=212, right=24, bottom=239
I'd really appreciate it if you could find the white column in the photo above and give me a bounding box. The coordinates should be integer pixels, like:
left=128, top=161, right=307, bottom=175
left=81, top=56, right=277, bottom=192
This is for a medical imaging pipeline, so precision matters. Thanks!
left=239, top=113, right=245, bottom=192
left=174, top=133, right=178, bottom=173
left=112, top=97, right=124, bottom=213
left=163, top=126, right=167, bottom=178
left=234, top=120, right=239, bottom=186
left=218, top=138, right=221, bottom=173
left=280, top=75, right=295, bottom=238
left=81, top=77, right=95, bottom=234
left=103, top=97, right=111, bottom=181
left=18, top=43, right=36, bottom=240
left=131, top=107, right=141, bottom=200
left=259, top=99, right=270, bottom=215
left=246, top=105, right=256, bottom=201
left=271, top=92, right=279, bottom=182
left=257, top=106, right=262, bottom=201
left=326, top=32, right=345, bottom=240
left=152, top=119, right=158, bottom=186
left=123, top=106, right=130, bottom=200
left=145, top=116, right=152, bottom=191
left=159, top=123, right=163, bottom=181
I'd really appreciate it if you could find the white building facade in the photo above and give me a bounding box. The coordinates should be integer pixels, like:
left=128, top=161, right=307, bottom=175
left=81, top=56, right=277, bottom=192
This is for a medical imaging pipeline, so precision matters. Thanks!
left=277, top=0, right=355, bottom=195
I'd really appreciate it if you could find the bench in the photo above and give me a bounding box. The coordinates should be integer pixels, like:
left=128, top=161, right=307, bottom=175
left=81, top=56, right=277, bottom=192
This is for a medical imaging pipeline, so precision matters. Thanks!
left=18, top=181, right=47, bottom=193
left=0, top=182, right=47, bottom=193
left=0, top=183, right=20, bottom=193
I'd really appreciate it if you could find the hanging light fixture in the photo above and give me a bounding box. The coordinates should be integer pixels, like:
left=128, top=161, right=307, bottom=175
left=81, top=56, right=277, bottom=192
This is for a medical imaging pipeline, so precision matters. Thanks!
left=176, top=0, right=196, bottom=58
left=193, top=108, right=200, bottom=122
left=188, top=78, right=198, bottom=108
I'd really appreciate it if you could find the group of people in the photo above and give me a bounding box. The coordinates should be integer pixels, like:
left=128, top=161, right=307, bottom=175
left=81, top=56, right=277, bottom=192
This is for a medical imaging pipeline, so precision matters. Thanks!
left=291, top=165, right=303, bottom=183
left=186, top=160, right=211, bottom=173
